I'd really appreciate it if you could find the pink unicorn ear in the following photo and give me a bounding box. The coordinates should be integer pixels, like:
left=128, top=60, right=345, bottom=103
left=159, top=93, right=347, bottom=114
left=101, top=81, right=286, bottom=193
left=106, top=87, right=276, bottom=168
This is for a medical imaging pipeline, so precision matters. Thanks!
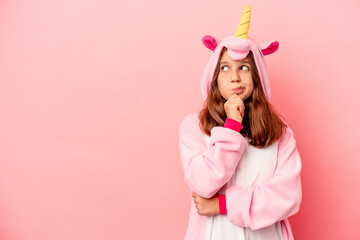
left=260, top=40, right=279, bottom=56
left=202, top=35, right=218, bottom=51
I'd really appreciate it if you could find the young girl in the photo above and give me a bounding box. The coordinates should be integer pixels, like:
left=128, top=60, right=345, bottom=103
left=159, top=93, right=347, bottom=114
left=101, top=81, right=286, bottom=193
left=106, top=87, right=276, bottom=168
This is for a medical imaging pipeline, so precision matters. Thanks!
left=178, top=4, right=302, bottom=240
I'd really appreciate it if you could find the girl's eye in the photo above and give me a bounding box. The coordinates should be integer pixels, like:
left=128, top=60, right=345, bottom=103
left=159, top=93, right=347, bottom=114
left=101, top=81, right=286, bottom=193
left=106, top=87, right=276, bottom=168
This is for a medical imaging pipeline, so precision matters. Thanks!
left=221, top=66, right=229, bottom=71
left=240, top=65, right=250, bottom=71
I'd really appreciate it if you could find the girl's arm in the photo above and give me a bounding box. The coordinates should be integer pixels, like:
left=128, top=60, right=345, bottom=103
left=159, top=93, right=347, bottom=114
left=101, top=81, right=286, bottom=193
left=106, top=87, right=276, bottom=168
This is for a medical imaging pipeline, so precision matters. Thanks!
left=178, top=113, right=247, bottom=198
left=223, top=126, right=302, bottom=230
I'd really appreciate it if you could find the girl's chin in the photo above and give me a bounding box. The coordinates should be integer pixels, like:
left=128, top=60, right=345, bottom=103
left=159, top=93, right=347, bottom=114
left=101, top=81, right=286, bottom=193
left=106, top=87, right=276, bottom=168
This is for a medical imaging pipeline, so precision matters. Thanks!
left=236, top=93, right=244, bottom=99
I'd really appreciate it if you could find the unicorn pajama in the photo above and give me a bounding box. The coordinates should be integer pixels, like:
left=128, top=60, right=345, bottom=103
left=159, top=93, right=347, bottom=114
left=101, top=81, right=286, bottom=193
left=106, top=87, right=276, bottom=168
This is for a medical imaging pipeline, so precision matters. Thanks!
left=178, top=4, right=302, bottom=240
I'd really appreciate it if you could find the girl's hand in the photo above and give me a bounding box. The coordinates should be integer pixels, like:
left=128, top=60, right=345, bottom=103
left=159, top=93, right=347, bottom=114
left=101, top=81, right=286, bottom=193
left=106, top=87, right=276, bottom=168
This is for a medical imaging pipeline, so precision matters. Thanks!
left=224, top=94, right=245, bottom=123
left=192, top=192, right=220, bottom=216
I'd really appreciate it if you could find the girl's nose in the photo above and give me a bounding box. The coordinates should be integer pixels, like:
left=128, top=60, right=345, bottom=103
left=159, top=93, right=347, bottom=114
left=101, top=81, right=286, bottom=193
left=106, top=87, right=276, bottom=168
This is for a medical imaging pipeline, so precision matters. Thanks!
left=231, top=71, right=241, bottom=82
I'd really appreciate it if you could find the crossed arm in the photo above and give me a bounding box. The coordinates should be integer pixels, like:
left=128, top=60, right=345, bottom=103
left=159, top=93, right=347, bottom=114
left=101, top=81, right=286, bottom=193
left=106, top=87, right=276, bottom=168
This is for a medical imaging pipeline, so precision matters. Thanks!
left=179, top=114, right=302, bottom=230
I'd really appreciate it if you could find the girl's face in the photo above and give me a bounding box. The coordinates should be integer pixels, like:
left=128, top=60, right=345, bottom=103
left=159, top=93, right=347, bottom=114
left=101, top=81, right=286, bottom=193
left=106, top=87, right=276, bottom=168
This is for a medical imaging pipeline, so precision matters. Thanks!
left=217, top=50, right=254, bottom=101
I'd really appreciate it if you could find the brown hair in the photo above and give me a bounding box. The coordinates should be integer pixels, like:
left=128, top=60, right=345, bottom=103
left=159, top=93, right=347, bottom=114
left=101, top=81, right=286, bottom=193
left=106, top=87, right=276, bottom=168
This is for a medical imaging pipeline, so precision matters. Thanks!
left=199, top=47, right=287, bottom=148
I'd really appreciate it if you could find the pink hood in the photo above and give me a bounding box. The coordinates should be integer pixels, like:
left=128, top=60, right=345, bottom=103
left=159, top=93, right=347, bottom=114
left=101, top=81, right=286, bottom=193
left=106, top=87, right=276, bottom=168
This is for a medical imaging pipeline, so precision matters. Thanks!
left=200, top=34, right=280, bottom=101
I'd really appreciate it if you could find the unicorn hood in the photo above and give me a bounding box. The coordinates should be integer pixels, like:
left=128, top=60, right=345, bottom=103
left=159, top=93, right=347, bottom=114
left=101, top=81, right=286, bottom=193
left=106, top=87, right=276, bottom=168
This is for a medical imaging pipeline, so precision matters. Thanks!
left=200, top=4, right=279, bottom=102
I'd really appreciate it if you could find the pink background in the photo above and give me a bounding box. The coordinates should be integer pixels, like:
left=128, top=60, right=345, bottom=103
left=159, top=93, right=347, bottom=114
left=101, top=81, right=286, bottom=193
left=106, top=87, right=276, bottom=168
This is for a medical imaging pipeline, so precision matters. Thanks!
left=1, top=0, right=359, bottom=239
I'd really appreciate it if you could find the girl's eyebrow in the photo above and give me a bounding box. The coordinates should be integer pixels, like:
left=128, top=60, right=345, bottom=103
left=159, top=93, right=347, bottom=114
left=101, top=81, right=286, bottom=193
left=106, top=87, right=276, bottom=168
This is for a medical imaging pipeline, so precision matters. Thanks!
left=220, top=60, right=250, bottom=64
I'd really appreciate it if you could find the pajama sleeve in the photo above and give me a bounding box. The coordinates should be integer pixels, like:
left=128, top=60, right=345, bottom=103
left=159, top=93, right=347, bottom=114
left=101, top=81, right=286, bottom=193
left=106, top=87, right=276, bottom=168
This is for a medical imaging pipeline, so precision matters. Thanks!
left=225, top=126, right=302, bottom=230
left=178, top=113, right=247, bottom=198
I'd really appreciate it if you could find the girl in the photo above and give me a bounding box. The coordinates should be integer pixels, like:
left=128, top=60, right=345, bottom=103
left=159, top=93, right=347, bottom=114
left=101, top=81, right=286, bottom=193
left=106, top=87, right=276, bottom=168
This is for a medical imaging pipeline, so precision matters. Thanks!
left=178, top=4, right=302, bottom=240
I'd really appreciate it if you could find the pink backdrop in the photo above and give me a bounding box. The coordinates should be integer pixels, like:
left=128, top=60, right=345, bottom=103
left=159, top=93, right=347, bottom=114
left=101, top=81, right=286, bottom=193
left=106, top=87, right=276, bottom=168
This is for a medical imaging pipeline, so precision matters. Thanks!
left=1, top=0, right=359, bottom=239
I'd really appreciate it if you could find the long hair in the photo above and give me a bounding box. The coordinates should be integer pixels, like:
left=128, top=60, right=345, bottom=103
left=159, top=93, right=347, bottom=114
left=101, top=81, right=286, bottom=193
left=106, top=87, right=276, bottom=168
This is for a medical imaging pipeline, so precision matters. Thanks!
left=199, top=47, right=287, bottom=148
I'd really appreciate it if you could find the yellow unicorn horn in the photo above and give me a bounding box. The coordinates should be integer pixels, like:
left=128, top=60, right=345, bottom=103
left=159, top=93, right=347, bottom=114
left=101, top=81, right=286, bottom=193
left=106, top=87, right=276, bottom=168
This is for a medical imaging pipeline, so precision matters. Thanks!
left=234, top=4, right=251, bottom=39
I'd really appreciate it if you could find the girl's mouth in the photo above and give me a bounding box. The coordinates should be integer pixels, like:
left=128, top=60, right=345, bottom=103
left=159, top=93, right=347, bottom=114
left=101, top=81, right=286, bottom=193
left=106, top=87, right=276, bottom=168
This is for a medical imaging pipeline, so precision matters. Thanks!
left=234, top=87, right=244, bottom=93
